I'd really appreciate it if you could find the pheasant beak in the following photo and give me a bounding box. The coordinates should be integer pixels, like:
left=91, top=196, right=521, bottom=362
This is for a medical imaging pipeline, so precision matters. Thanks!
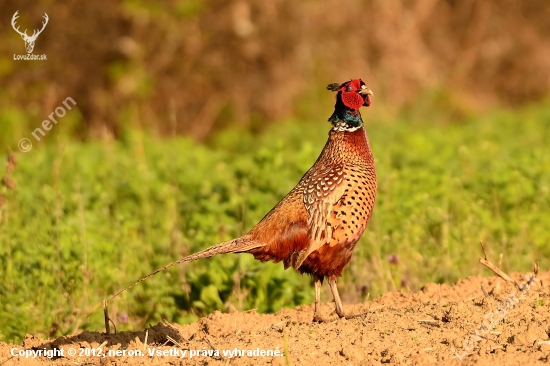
left=358, top=85, right=373, bottom=96
left=358, top=85, right=373, bottom=107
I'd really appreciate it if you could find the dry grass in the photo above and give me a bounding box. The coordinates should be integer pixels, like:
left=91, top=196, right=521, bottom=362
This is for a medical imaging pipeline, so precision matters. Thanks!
left=1, top=0, right=550, bottom=141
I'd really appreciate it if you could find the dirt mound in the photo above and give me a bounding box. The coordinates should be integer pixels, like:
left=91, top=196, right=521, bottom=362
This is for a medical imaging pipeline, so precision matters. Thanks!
left=1, top=271, right=549, bottom=365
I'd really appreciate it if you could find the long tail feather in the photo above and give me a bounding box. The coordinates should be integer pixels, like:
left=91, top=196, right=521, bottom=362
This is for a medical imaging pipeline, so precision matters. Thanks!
left=103, top=236, right=262, bottom=305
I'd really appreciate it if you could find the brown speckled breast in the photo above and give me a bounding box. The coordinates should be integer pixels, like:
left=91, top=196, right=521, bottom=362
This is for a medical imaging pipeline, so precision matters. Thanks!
left=248, top=126, right=376, bottom=279
left=298, top=126, right=376, bottom=278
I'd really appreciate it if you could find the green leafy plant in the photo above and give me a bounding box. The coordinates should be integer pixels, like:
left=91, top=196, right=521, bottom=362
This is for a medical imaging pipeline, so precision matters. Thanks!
left=0, top=103, right=549, bottom=343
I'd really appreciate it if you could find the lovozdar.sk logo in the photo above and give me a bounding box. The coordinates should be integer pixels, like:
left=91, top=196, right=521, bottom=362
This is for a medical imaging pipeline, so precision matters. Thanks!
left=11, top=10, right=48, bottom=60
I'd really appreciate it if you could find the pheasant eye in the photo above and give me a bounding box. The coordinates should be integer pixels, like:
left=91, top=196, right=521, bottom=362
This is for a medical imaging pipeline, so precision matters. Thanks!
left=346, top=86, right=353, bottom=92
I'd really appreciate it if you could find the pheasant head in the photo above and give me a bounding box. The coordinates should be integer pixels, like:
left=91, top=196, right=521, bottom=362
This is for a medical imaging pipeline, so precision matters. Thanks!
left=327, top=79, right=373, bottom=131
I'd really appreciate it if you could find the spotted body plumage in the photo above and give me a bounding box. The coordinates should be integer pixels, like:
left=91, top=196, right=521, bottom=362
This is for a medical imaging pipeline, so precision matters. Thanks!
left=249, top=80, right=376, bottom=286
left=260, top=125, right=377, bottom=278
left=108, top=79, right=377, bottom=322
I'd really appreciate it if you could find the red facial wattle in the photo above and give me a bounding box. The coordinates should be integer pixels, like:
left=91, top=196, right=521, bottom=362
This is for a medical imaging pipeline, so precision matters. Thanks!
left=339, top=79, right=372, bottom=109
left=341, top=91, right=365, bottom=110
left=363, top=94, right=372, bottom=107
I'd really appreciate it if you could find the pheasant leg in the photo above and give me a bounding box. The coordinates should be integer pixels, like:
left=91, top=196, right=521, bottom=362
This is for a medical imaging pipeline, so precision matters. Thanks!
left=312, top=276, right=330, bottom=322
left=328, top=277, right=367, bottom=320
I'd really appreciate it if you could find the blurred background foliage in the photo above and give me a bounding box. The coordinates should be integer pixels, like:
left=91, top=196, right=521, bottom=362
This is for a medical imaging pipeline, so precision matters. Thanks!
left=0, top=0, right=549, bottom=343
left=1, top=0, right=550, bottom=141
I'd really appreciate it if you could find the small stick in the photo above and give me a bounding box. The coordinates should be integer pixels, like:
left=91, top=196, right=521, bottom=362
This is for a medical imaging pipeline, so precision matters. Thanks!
left=418, top=319, right=440, bottom=327
left=109, top=318, right=117, bottom=334
left=368, top=304, right=386, bottom=312
left=143, top=329, right=149, bottom=351
left=166, top=335, right=183, bottom=348
left=103, top=299, right=110, bottom=334
left=361, top=293, right=372, bottom=326
left=478, top=242, right=539, bottom=292
left=478, top=240, right=521, bottom=288
left=481, top=284, right=489, bottom=298
left=534, top=262, right=543, bottom=287
left=480, top=240, right=488, bottom=261
left=202, top=330, right=224, bottom=361
left=479, top=257, right=520, bottom=290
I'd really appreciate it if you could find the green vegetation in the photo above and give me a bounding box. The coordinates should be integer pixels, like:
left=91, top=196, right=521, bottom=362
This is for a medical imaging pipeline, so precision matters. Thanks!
left=1, top=104, right=549, bottom=343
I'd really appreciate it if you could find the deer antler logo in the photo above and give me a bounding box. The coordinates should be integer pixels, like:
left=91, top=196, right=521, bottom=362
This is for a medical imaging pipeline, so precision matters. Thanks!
left=11, top=11, right=49, bottom=54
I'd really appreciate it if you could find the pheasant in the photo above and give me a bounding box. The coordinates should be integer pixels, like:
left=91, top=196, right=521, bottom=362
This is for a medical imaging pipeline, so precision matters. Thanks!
left=109, top=79, right=376, bottom=321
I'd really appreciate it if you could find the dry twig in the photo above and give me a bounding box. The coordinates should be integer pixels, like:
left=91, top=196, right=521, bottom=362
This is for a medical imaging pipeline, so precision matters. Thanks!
left=478, top=241, right=523, bottom=291
left=103, top=299, right=110, bottom=334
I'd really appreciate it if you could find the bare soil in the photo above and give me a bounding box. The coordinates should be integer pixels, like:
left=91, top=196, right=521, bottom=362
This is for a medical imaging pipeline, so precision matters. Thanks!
left=1, top=271, right=549, bottom=366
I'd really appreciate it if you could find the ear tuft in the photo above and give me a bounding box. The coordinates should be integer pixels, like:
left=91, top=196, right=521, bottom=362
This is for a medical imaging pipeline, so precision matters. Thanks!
left=327, top=83, right=340, bottom=92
